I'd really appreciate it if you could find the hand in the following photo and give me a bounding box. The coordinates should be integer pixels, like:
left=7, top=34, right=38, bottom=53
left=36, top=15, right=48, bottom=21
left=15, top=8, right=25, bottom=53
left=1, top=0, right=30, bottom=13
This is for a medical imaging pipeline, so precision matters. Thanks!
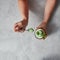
left=14, top=19, right=28, bottom=32
left=36, top=22, right=47, bottom=35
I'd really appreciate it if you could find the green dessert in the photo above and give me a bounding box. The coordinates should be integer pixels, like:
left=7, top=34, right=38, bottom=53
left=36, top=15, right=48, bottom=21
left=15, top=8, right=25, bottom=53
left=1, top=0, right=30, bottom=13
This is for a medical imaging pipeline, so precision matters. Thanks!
left=27, top=28, right=47, bottom=39
left=27, top=28, right=34, bottom=32
left=35, top=29, right=47, bottom=39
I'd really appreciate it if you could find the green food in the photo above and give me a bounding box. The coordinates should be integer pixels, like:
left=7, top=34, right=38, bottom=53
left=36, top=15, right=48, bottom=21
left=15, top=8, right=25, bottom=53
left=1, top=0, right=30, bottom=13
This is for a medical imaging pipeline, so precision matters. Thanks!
left=27, top=28, right=34, bottom=32
left=35, top=29, right=46, bottom=39
left=27, top=28, right=47, bottom=39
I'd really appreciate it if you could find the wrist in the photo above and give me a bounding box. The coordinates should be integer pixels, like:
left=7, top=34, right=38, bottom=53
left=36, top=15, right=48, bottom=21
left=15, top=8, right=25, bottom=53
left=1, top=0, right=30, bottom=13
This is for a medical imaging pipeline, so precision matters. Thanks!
left=22, top=16, right=28, bottom=21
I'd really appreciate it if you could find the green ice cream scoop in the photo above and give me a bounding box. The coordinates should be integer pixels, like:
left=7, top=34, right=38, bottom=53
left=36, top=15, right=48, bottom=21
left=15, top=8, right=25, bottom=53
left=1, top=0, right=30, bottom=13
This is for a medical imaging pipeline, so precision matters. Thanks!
left=27, top=28, right=34, bottom=32
left=35, top=29, right=47, bottom=39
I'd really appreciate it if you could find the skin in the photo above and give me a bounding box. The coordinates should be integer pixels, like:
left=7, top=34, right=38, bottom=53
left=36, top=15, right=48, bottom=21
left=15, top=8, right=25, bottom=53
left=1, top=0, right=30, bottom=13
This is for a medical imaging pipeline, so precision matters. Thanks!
left=14, top=0, right=56, bottom=34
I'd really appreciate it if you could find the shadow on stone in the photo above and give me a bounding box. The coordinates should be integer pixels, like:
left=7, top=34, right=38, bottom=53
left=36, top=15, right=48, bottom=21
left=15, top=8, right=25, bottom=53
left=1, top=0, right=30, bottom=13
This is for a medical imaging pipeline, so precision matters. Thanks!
left=42, top=54, right=60, bottom=60
left=28, top=0, right=46, bottom=20
left=47, top=23, right=59, bottom=35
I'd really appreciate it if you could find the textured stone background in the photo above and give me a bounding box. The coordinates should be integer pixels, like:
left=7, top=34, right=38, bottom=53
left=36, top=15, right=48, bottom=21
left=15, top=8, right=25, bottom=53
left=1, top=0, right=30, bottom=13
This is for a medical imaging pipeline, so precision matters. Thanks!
left=0, top=0, right=60, bottom=60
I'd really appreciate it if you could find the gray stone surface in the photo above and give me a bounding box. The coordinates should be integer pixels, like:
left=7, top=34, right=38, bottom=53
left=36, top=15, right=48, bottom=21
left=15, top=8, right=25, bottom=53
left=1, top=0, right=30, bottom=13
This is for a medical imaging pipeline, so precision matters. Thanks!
left=0, top=0, right=60, bottom=60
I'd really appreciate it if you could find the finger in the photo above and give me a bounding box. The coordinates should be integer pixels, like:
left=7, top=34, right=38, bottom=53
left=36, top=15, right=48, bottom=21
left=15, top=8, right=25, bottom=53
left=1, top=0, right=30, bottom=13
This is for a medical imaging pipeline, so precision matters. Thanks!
left=14, top=25, right=21, bottom=32
left=14, top=21, right=23, bottom=27
left=14, top=27, right=19, bottom=32
left=14, top=23, right=23, bottom=30
left=18, top=28, right=25, bottom=32
left=36, top=27, right=42, bottom=30
left=14, top=23, right=19, bottom=28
